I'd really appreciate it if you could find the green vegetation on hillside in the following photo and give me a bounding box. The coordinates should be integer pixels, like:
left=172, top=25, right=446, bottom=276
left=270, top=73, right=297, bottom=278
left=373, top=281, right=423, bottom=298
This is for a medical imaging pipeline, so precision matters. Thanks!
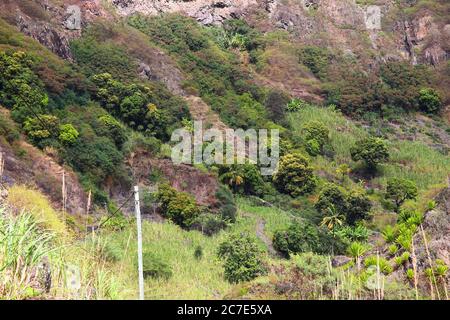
left=1, top=2, right=449, bottom=300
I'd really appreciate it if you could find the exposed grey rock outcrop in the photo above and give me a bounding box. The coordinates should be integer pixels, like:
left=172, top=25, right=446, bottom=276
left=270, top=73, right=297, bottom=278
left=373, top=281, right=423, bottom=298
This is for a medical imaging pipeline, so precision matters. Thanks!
left=16, top=14, right=75, bottom=60
left=110, top=0, right=258, bottom=24
left=64, top=5, right=82, bottom=30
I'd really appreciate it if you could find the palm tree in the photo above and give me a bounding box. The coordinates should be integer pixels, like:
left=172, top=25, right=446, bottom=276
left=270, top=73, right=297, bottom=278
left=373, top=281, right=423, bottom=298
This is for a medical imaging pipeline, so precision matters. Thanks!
left=319, top=205, right=344, bottom=231
left=220, top=170, right=243, bottom=193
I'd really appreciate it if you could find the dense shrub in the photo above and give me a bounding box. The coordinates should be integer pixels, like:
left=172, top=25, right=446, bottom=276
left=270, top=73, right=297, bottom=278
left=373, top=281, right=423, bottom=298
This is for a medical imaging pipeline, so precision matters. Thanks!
left=98, top=239, right=124, bottom=262
left=315, top=183, right=348, bottom=216
left=23, top=115, right=59, bottom=147
left=141, top=251, right=173, bottom=280
left=127, top=14, right=272, bottom=130
left=58, top=124, right=79, bottom=145
left=301, top=120, right=329, bottom=156
left=91, top=73, right=189, bottom=141
left=273, top=221, right=340, bottom=255
left=70, top=30, right=137, bottom=81
left=219, top=164, right=268, bottom=197
left=95, top=114, right=127, bottom=148
left=0, top=112, right=20, bottom=143
left=350, top=137, right=389, bottom=169
left=326, top=60, right=434, bottom=116
left=315, top=183, right=372, bottom=225
left=157, top=184, right=200, bottom=228
left=217, top=233, right=266, bottom=283
left=62, top=135, right=123, bottom=184
left=0, top=51, right=49, bottom=124
left=194, top=245, right=203, bottom=260
left=285, top=98, right=307, bottom=112
left=264, top=89, right=290, bottom=123
left=298, top=46, right=331, bottom=79
left=346, top=192, right=372, bottom=225
left=418, top=87, right=441, bottom=114
left=380, top=61, right=431, bottom=111
left=192, top=213, right=227, bottom=236
left=215, top=185, right=237, bottom=223
left=273, top=153, right=316, bottom=197
left=222, top=19, right=264, bottom=52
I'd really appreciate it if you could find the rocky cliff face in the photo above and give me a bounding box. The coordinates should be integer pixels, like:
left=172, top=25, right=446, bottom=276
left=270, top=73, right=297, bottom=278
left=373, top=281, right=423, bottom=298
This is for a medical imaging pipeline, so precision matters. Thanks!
left=1, top=1, right=448, bottom=68
left=395, top=11, right=450, bottom=65
left=0, top=109, right=87, bottom=215
left=413, top=184, right=450, bottom=291
left=108, top=0, right=449, bottom=66
left=111, top=0, right=259, bottom=24
left=0, top=0, right=111, bottom=60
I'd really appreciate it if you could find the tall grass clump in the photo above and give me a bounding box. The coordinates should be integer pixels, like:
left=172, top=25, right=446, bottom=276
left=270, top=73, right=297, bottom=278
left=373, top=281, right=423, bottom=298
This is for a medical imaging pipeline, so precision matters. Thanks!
left=0, top=209, right=55, bottom=299
left=7, top=185, right=68, bottom=237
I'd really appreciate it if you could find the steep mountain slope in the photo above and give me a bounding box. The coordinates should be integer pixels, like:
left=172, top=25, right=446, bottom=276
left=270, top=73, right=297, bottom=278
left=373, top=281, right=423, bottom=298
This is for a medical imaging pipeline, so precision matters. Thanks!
left=0, top=0, right=449, bottom=300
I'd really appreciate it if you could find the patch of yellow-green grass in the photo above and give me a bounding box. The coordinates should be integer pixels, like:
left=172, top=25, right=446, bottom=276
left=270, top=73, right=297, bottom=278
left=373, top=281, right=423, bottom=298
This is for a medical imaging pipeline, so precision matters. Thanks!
left=101, top=211, right=262, bottom=300
left=288, top=105, right=450, bottom=202
left=105, top=222, right=230, bottom=299
left=379, top=140, right=450, bottom=190
left=97, top=201, right=296, bottom=300
left=287, top=105, right=367, bottom=164
left=237, top=197, right=292, bottom=238
left=7, top=185, right=68, bottom=237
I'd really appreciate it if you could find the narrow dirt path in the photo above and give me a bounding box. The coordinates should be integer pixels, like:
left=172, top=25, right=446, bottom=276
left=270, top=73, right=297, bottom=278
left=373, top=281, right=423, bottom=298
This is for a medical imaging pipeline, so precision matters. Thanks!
left=184, top=95, right=228, bottom=131
left=242, top=211, right=278, bottom=257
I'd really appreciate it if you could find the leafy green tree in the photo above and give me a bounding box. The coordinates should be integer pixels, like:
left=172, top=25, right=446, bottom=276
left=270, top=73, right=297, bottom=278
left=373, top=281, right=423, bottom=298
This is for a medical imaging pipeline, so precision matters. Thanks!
left=91, top=72, right=189, bottom=141
left=157, top=184, right=200, bottom=228
left=217, top=233, right=266, bottom=283
left=385, top=178, right=418, bottom=213
left=10, top=83, right=49, bottom=124
left=59, top=124, right=79, bottom=145
left=62, top=136, right=123, bottom=183
left=166, top=192, right=200, bottom=228
left=219, top=164, right=267, bottom=196
left=23, top=115, right=59, bottom=146
left=302, top=121, right=329, bottom=146
left=315, top=183, right=371, bottom=225
left=96, top=114, right=127, bottom=148
left=273, top=153, right=316, bottom=197
left=273, top=222, right=320, bottom=256
left=315, top=183, right=348, bottom=216
left=350, top=137, right=389, bottom=169
left=0, top=51, right=49, bottom=124
left=302, top=120, right=329, bottom=156
left=273, top=221, right=343, bottom=255
left=418, top=88, right=441, bottom=114
left=346, top=191, right=372, bottom=225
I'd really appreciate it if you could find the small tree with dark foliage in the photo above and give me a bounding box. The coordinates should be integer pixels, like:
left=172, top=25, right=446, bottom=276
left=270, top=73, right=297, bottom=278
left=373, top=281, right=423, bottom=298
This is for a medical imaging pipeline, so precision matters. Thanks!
left=217, top=234, right=266, bottom=283
left=385, top=178, right=418, bottom=213
left=350, top=137, right=389, bottom=170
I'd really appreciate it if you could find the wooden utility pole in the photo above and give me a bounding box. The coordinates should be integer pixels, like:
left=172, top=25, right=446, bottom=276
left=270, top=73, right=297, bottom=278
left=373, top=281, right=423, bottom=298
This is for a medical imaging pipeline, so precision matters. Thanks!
left=134, top=185, right=144, bottom=300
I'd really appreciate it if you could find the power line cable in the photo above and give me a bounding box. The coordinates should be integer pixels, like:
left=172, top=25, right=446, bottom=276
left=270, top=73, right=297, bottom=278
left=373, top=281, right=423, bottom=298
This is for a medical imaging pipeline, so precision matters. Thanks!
left=95, top=190, right=135, bottom=230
